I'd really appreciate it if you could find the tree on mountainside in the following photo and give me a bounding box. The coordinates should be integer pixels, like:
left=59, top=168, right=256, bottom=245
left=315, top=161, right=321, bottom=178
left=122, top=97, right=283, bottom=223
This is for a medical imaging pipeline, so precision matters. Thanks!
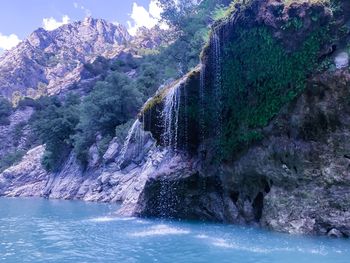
left=156, top=0, right=232, bottom=72
left=0, top=97, right=12, bottom=125
left=31, top=95, right=80, bottom=171
left=73, top=72, right=142, bottom=164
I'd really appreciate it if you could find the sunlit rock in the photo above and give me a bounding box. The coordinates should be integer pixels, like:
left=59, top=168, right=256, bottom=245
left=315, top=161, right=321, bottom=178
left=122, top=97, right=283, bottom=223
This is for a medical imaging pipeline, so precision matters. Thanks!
left=335, top=52, right=349, bottom=69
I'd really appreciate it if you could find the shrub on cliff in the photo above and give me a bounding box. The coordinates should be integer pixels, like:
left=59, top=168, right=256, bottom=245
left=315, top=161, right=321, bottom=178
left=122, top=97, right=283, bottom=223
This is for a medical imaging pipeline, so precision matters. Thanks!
left=154, top=0, right=232, bottom=74
left=31, top=95, right=80, bottom=171
left=0, top=150, right=25, bottom=172
left=0, top=97, right=12, bottom=125
left=73, top=72, right=142, bottom=164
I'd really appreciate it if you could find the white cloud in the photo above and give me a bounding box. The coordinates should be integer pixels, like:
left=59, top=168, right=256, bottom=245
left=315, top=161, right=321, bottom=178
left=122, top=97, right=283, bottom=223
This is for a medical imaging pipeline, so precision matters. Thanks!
left=0, top=33, right=21, bottom=50
left=73, top=2, right=92, bottom=17
left=127, top=0, right=168, bottom=36
left=149, top=0, right=162, bottom=19
left=42, top=15, right=70, bottom=31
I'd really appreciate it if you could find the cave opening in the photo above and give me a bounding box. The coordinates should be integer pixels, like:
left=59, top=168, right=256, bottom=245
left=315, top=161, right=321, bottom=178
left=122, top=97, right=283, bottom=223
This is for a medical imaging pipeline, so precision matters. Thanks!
left=230, top=191, right=239, bottom=203
left=252, top=192, right=264, bottom=221
left=262, top=178, right=271, bottom=193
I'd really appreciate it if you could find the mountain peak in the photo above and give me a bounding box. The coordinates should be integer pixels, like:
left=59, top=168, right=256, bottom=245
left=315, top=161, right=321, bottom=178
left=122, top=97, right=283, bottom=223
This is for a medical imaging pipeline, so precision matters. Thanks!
left=83, top=16, right=94, bottom=24
left=0, top=17, right=132, bottom=100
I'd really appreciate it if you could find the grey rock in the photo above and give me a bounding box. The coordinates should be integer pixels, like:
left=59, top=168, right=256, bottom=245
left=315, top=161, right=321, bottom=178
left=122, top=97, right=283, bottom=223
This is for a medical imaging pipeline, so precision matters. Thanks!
left=0, top=146, right=48, bottom=197
left=0, top=124, right=165, bottom=215
left=0, top=18, right=131, bottom=100
left=0, top=106, right=34, bottom=163
left=335, top=52, right=349, bottom=69
left=103, top=138, right=121, bottom=162
left=127, top=70, right=350, bottom=237
left=88, top=144, right=100, bottom=168
left=327, top=228, right=344, bottom=238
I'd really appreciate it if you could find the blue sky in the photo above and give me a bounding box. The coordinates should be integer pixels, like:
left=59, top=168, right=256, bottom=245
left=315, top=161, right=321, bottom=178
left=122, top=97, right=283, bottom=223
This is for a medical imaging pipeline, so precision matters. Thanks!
left=0, top=0, right=164, bottom=53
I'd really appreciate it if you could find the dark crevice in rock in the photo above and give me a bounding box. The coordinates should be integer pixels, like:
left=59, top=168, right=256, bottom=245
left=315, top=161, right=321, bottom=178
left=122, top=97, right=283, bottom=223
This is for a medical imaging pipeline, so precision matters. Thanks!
left=252, top=192, right=264, bottom=221
left=293, top=166, right=298, bottom=174
left=344, top=154, right=350, bottom=160
left=262, top=178, right=271, bottom=194
left=230, top=191, right=239, bottom=204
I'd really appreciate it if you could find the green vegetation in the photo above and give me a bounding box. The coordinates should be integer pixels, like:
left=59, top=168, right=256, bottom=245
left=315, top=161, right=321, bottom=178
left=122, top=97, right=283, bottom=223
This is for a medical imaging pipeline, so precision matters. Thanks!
left=281, top=17, right=304, bottom=30
left=283, top=0, right=331, bottom=6
left=31, top=95, right=80, bottom=171
left=212, top=4, right=230, bottom=21
left=0, top=97, right=12, bottom=125
left=12, top=121, right=26, bottom=147
left=30, top=72, right=142, bottom=170
left=72, top=72, right=142, bottom=164
left=27, top=0, right=231, bottom=171
left=26, top=0, right=344, bottom=171
left=0, top=150, right=26, bottom=172
left=153, top=0, right=232, bottom=74
left=218, top=26, right=330, bottom=158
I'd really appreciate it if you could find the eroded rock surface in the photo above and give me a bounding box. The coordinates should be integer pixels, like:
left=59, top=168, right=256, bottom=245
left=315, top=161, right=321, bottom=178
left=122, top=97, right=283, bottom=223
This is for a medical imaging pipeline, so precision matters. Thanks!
left=0, top=106, right=34, bottom=162
left=0, top=17, right=131, bottom=100
left=0, top=126, right=165, bottom=213
left=131, top=70, right=350, bottom=237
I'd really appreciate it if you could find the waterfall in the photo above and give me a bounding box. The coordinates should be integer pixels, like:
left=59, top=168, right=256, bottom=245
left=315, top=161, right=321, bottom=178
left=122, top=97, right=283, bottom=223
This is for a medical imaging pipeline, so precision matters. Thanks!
left=184, top=83, right=189, bottom=150
left=118, top=119, right=142, bottom=167
left=158, top=176, right=177, bottom=218
left=162, top=83, right=182, bottom=151
left=199, top=63, right=206, bottom=142
left=212, top=29, right=223, bottom=141
left=157, top=82, right=185, bottom=217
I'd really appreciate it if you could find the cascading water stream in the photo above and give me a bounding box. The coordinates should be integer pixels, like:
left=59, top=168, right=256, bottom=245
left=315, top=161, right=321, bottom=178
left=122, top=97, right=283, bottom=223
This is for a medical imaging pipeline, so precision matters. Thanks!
left=199, top=63, right=206, bottom=143
left=212, top=30, right=223, bottom=141
left=162, top=83, right=182, bottom=152
left=184, top=83, right=189, bottom=151
left=118, top=119, right=143, bottom=167
left=158, top=82, right=184, bottom=217
left=210, top=28, right=225, bottom=174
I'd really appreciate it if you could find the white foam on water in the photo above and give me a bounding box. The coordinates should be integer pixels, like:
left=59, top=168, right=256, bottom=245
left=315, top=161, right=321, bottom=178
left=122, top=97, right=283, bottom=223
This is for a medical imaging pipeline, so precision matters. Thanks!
left=212, top=240, right=329, bottom=255
left=195, top=234, right=329, bottom=255
left=195, top=234, right=209, bottom=239
left=135, top=220, right=150, bottom=225
left=87, top=216, right=136, bottom=223
left=307, top=247, right=328, bottom=256
left=211, top=238, right=235, bottom=249
left=210, top=238, right=280, bottom=254
left=129, top=224, right=190, bottom=237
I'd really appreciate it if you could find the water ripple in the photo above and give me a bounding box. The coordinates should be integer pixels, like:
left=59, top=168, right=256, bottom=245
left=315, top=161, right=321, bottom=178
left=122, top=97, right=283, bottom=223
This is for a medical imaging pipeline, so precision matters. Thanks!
left=0, top=198, right=349, bottom=263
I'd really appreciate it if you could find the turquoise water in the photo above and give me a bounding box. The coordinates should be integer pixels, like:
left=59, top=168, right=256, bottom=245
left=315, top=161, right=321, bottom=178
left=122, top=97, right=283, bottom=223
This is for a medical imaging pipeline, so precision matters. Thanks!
left=0, top=198, right=349, bottom=263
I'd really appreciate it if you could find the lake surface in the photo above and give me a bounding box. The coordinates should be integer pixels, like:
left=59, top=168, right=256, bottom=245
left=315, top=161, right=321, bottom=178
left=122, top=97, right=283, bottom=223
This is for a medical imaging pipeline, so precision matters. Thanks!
left=0, top=198, right=349, bottom=263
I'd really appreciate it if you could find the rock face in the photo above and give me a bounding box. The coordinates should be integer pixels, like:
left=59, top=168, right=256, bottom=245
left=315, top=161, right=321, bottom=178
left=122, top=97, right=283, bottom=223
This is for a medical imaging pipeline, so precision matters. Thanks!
left=257, top=70, right=350, bottom=236
left=0, top=17, right=131, bottom=100
left=0, top=122, right=168, bottom=212
left=131, top=69, right=350, bottom=237
left=0, top=106, right=34, bottom=163
left=335, top=52, right=349, bottom=69
left=123, top=0, right=350, bottom=238
left=0, top=146, right=48, bottom=196
left=131, top=26, right=165, bottom=49
left=0, top=16, right=170, bottom=211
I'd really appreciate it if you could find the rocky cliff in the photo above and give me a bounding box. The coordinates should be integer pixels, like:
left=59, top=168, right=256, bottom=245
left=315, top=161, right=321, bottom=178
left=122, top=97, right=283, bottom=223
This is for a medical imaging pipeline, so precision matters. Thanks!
left=0, top=121, right=175, bottom=217
left=133, top=69, right=350, bottom=238
left=123, top=0, right=350, bottom=238
left=0, top=17, right=131, bottom=101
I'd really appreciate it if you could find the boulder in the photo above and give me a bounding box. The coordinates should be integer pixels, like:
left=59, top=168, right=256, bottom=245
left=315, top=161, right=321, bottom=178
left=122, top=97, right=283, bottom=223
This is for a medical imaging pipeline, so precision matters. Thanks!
left=335, top=52, right=349, bottom=69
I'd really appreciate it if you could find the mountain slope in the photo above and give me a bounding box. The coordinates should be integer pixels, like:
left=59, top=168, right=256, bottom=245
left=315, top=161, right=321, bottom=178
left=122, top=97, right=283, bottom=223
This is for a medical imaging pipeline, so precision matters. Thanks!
left=0, top=17, right=131, bottom=101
